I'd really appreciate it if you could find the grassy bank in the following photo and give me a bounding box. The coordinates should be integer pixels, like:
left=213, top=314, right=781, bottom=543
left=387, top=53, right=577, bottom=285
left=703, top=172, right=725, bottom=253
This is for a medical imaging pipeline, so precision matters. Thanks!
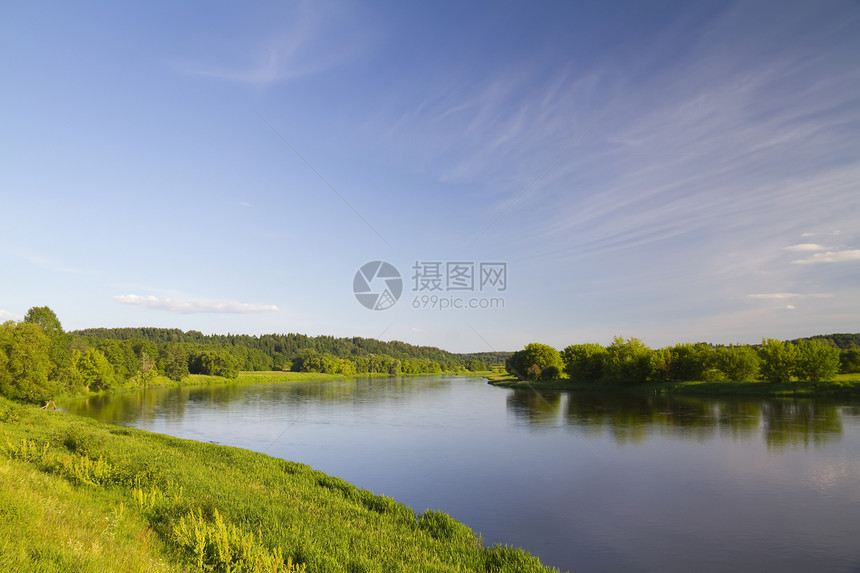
left=488, top=373, right=860, bottom=398
left=0, top=397, right=557, bottom=573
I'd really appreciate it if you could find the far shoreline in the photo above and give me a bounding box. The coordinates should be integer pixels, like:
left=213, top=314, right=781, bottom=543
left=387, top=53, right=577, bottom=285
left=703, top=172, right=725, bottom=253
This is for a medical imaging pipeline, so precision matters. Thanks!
left=485, top=373, right=860, bottom=398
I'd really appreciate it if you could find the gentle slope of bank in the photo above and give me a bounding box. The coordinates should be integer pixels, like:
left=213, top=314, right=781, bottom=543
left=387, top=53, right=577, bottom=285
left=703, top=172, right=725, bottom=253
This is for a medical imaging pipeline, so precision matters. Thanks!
left=0, top=397, right=557, bottom=573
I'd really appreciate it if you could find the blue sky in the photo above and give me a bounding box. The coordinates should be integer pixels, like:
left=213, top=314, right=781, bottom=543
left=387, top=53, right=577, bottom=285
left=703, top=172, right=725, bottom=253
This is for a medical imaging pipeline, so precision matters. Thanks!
left=2, top=1, right=859, bottom=353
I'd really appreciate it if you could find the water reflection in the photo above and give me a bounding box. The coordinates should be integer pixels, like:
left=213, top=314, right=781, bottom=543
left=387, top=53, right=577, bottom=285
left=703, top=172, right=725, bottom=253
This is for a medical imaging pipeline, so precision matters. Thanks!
left=61, top=376, right=455, bottom=425
left=506, top=388, right=844, bottom=449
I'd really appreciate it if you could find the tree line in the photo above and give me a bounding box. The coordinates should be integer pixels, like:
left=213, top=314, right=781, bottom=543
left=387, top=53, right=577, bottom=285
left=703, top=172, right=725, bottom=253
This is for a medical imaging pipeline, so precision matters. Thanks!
left=1, top=307, right=507, bottom=404
left=506, top=336, right=854, bottom=385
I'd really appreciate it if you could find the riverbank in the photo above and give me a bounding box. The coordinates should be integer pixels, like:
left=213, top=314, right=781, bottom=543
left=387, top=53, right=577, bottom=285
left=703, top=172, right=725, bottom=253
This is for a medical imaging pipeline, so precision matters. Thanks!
left=0, top=396, right=556, bottom=572
left=487, top=373, right=860, bottom=398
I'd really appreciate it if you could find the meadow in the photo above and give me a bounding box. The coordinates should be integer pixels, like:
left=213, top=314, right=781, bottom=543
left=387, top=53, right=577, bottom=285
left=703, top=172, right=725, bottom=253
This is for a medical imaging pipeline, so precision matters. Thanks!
left=0, top=396, right=556, bottom=573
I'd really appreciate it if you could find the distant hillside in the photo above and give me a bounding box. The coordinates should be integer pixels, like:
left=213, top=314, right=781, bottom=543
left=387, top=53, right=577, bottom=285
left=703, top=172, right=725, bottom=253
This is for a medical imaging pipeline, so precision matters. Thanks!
left=73, top=327, right=473, bottom=368
left=792, top=333, right=860, bottom=349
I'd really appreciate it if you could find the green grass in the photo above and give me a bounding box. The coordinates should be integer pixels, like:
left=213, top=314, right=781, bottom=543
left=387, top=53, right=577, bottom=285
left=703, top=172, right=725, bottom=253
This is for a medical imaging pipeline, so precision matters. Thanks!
left=0, top=397, right=558, bottom=573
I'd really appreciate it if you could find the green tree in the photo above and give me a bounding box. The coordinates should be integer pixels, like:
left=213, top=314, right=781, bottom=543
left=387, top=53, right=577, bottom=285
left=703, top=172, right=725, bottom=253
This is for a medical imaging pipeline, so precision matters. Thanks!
left=73, top=348, right=118, bottom=391
left=191, top=349, right=240, bottom=378
left=23, top=306, right=63, bottom=336
left=97, top=339, right=139, bottom=381
left=669, top=343, right=714, bottom=381
left=163, top=345, right=190, bottom=381
left=715, top=345, right=760, bottom=382
left=794, top=339, right=840, bottom=382
left=840, top=349, right=860, bottom=374
left=0, top=321, right=58, bottom=403
left=604, top=336, right=653, bottom=385
left=22, top=306, right=78, bottom=392
left=758, top=338, right=797, bottom=384
left=465, top=358, right=487, bottom=372
left=506, top=343, right=563, bottom=380
left=561, top=343, right=607, bottom=383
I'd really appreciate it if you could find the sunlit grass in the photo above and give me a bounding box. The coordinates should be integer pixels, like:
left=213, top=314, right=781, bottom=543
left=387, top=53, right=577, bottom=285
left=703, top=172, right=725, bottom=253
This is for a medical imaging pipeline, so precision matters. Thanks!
left=0, top=397, right=558, bottom=572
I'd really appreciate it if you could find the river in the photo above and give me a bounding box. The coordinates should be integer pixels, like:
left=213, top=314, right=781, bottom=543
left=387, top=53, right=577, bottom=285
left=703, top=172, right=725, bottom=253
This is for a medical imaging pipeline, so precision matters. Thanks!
left=61, top=375, right=860, bottom=572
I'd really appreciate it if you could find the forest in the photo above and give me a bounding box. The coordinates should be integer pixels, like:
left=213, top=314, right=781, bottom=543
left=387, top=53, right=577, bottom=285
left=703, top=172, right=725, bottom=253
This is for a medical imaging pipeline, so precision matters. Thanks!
left=0, top=306, right=507, bottom=404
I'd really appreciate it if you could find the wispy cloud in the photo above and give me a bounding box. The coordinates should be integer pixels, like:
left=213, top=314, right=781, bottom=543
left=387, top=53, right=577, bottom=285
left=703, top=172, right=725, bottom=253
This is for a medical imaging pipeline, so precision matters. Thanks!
left=792, top=249, right=860, bottom=264
left=175, top=4, right=371, bottom=87
left=113, top=294, right=279, bottom=314
left=746, top=293, right=833, bottom=301
left=784, top=243, right=827, bottom=252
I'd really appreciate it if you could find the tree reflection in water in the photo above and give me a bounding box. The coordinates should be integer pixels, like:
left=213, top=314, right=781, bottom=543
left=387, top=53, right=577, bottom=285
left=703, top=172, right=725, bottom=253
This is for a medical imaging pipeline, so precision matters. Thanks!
left=506, top=388, right=844, bottom=450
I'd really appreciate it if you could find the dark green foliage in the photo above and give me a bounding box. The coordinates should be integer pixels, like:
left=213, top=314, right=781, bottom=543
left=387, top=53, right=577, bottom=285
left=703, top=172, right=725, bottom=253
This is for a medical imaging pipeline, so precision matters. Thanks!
left=465, top=358, right=488, bottom=372
left=561, top=343, right=607, bottom=383
left=840, top=349, right=860, bottom=374
left=794, top=333, right=860, bottom=350
left=459, top=352, right=511, bottom=369
left=715, top=345, right=760, bottom=382
left=539, top=365, right=560, bottom=380
left=74, top=327, right=463, bottom=371
left=668, top=343, right=714, bottom=381
left=189, top=349, right=240, bottom=378
left=795, top=339, right=841, bottom=382
left=163, top=345, right=189, bottom=381
left=506, top=343, right=563, bottom=380
left=758, top=338, right=797, bottom=384
left=96, top=339, right=139, bottom=381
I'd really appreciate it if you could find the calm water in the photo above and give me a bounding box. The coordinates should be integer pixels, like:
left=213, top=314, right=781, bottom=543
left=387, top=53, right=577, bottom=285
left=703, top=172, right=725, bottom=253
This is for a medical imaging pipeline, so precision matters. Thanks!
left=62, top=376, right=860, bottom=572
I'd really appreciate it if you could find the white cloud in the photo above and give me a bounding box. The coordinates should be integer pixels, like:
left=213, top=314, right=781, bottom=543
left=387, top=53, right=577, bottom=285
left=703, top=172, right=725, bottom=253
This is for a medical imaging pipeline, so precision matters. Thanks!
left=746, top=293, right=833, bottom=301
left=792, top=250, right=860, bottom=264
left=0, top=310, right=21, bottom=322
left=784, top=243, right=827, bottom=252
left=113, top=294, right=279, bottom=314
